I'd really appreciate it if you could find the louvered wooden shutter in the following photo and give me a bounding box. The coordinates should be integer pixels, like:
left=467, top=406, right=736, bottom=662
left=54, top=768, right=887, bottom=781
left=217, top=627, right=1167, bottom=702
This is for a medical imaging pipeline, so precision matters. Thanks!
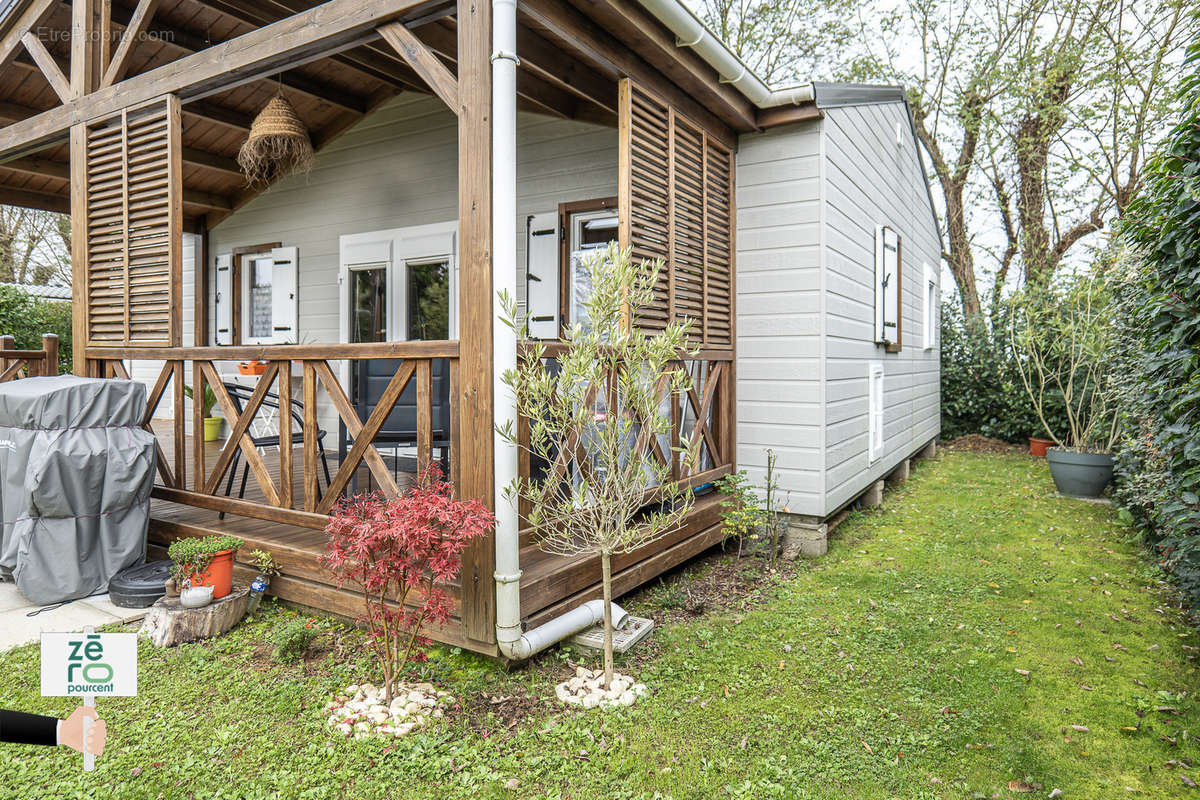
left=82, top=95, right=182, bottom=348
left=619, top=79, right=735, bottom=347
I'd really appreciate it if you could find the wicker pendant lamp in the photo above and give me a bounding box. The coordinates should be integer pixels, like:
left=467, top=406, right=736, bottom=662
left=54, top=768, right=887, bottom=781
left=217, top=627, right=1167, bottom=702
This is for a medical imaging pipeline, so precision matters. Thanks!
left=237, top=93, right=315, bottom=186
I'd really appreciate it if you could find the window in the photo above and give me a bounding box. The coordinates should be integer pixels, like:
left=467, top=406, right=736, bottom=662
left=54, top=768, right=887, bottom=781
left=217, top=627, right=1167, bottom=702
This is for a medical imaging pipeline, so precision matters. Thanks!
left=923, top=263, right=937, bottom=350
left=404, top=259, right=450, bottom=341
left=348, top=265, right=388, bottom=344
left=868, top=362, right=884, bottom=463
left=212, top=245, right=299, bottom=345
left=874, top=226, right=901, bottom=352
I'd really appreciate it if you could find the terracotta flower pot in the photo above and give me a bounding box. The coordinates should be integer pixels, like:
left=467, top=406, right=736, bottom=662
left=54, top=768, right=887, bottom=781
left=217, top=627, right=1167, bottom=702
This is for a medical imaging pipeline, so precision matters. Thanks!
left=1029, top=437, right=1054, bottom=458
left=187, top=548, right=236, bottom=599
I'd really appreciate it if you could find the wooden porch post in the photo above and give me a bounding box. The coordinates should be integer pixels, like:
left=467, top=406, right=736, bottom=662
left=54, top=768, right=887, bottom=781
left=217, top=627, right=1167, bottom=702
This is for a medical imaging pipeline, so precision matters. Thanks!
left=69, top=0, right=101, bottom=376
left=457, top=0, right=495, bottom=647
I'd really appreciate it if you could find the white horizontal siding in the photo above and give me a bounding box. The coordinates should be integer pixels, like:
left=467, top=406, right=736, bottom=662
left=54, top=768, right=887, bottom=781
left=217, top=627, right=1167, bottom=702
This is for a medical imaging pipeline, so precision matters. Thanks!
left=735, top=122, right=824, bottom=516
left=159, top=93, right=615, bottom=433
left=821, top=103, right=942, bottom=514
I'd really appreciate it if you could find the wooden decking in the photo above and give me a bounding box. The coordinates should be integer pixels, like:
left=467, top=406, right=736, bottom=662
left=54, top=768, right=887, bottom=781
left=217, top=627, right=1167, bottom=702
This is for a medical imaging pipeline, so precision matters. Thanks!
left=147, top=421, right=726, bottom=655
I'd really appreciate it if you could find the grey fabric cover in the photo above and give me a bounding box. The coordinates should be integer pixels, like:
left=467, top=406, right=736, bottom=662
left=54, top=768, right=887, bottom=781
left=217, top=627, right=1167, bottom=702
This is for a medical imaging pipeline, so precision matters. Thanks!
left=0, top=376, right=155, bottom=604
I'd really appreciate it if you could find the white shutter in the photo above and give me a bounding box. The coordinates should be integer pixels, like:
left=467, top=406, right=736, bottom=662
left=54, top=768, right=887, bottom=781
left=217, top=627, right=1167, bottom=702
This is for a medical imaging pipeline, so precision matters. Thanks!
left=215, top=253, right=232, bottom=345
left=882, top=229, right=899, bottom=343
left=923, top=262, right=936, bottom=350
left=270, top=246, right=299, bottom=343
left=874, top=227, right=886, bottom=343
left=868, top=362, right=884, bottom=463
left=525, top=212, right=559, bottom=339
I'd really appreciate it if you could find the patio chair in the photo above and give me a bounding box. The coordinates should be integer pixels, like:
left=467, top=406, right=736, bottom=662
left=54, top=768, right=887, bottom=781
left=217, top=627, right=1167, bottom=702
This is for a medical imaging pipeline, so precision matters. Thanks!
left=339, top=357, right=452, bottom=494
left=219, top=381, right=333, bottom=517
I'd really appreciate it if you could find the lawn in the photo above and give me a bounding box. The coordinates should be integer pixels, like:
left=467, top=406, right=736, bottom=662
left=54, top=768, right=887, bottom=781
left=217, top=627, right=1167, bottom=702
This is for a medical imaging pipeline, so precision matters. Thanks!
left=1, top=449, right=1198, bottom=799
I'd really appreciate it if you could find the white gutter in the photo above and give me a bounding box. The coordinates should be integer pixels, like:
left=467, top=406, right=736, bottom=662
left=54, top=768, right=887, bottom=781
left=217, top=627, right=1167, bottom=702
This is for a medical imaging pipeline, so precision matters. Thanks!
left=491, top=0, right=628, bottom=660
left=632, top=0, right=814, bottom=109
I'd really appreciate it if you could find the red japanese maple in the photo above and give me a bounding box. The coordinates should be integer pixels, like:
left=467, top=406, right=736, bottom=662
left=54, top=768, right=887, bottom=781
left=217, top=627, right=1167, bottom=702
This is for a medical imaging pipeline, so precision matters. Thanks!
left=322, top=466, right=493, bottom=703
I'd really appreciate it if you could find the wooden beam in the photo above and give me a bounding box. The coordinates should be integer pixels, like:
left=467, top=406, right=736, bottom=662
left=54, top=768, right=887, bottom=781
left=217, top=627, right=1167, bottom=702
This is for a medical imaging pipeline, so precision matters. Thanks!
left=377, top=21, right=457, bottom=111
left=0, top=148, right=241, bottom=181
left=180, top=147, right=242, bottom=179
left=519, top=0, right=736, bottom=147
left=0, top=0, right=58, bottom=75
left=755, top=102, right=822, bottom=129
left=0, top=184, right=69, bottom=213
left=0, top=154, right=69, bottom=179
left=456, top=0, right=494, bottom=645
left=569, top=0, right=756, bottom=132
left=182, top=101, right=253, bottom=134
left=181, top=188, right=231, bottom=212
left=88, top=0, right=372, bottom=114
left=515, top=23, right=616, bottom=114
left=199, top=0, right=442, bottom=95
left=0, top=0, right=426, bottom=158
left=70, top=0, right=101, bottom=97
left=0, top=100, right=46, bottom=124
left=21, top=31, right=73, bottom=103
left=68, top=123, right=87, bottom=374
left=100, top=0, right=161, bottom=88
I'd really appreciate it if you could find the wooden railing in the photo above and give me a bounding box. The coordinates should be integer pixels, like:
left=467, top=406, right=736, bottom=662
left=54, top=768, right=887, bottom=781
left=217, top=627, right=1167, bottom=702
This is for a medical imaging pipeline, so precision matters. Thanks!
left=85, top=342, right=460, bottom=530
left=515, top=343, right=735, bottom=529
left=0, top=334, right=59, bottom=381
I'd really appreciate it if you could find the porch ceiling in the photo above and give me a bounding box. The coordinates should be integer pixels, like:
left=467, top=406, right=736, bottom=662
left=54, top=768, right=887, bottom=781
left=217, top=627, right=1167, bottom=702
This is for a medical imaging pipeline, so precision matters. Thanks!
left=0, top=0, right=763, bottom=228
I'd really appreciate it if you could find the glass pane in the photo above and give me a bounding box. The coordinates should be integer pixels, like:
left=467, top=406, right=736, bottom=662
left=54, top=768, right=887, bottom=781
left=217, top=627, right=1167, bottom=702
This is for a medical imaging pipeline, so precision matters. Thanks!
left=406, top=261, right=449, bottom=341
left=249, top=256, right=274, bottom=339
left=350, top=266, right=387, bottom=343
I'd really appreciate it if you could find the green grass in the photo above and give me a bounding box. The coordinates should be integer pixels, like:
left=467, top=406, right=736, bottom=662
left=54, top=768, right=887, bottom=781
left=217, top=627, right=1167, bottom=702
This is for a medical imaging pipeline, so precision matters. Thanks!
left=2, top=450, right=1198, bottom=799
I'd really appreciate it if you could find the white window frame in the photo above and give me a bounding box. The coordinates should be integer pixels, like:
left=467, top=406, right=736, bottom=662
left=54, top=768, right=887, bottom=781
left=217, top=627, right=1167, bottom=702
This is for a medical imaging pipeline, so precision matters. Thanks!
left=337, top=222, right=458, bottom=386
left=923, top=262, right=937, bottom=350
left=213, top=246, right=299, bottom=345
left=868, top=362, right=884, bottom=463
left=874, top=225, right=901, bottom=350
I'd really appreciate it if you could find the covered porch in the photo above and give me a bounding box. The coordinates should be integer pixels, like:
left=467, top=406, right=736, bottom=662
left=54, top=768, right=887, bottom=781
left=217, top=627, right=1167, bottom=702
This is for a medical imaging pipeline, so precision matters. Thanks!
left=0, top=0, right=794, bottom=655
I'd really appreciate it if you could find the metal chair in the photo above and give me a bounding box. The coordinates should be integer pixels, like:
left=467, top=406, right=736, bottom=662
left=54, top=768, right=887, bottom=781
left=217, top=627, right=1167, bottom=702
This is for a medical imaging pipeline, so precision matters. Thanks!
left=219, top=381, right=333, bottom=516
left=339, top=357, right=452, bottom=493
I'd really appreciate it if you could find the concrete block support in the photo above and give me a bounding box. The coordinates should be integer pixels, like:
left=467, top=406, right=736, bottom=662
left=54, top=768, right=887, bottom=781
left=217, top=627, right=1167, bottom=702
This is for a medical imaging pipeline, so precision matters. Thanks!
left=887, top=459, right=911, bottom=487
left=780, top=515, right=828, bottom=559
left=919, top=439, right=937, bottom=460
left=862, top=479, right=885, bottom=508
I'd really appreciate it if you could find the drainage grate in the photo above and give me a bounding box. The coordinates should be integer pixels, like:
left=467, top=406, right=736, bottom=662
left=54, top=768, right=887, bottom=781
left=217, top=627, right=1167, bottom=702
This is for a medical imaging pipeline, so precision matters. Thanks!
left=570, top=615, right=655, bottom=653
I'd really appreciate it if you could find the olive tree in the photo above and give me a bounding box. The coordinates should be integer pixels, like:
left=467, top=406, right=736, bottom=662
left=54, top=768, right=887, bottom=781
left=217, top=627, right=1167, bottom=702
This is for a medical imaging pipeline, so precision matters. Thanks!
left=498, top=243, right=696, bottom=686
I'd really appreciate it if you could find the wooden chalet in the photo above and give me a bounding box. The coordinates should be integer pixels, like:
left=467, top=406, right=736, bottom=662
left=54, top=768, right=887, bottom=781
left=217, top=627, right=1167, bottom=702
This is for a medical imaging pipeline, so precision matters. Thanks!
left=0, top=0, right=834, bottom=657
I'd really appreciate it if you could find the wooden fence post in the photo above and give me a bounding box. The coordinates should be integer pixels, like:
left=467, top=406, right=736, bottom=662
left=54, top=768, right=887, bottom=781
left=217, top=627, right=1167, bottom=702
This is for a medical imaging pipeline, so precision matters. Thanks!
left=0, top=336, right=13, bottom=379
left=42, top=334, right=59, bottom=376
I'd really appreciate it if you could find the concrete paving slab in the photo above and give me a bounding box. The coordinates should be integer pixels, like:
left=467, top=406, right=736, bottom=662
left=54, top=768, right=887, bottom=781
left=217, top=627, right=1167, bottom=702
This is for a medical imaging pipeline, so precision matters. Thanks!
left=78, top=594, right=150, bottom=625
left=0, top=598, right=122, bottom=653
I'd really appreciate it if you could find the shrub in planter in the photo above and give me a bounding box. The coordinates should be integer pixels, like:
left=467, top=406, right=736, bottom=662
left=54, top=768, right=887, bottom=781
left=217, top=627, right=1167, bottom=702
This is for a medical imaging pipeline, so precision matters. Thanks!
left=168, top=535, right=243, bottom=599
left=940, top=301, right=1068, bottom=443
left=1009, top=274, right=1120, bottom=497
left=322, top=466, right=493, bottom=705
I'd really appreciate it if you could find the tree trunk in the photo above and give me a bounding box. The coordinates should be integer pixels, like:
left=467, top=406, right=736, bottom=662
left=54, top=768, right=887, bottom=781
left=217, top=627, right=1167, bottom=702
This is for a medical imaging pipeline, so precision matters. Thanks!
left=601, top=549, right=614, bottom=688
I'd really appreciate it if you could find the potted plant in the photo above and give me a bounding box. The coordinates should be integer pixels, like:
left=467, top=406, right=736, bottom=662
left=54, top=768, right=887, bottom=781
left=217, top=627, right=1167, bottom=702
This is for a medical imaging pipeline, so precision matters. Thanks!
left=1028, top=436, right=1054, bottom=458
left=183, top=383, right=222, bottom=441
left=168, top=535, right=243, bottom=600
left=1011, top=275, right=1119, bottom=498
left=246, top=549, right=280, bottom=614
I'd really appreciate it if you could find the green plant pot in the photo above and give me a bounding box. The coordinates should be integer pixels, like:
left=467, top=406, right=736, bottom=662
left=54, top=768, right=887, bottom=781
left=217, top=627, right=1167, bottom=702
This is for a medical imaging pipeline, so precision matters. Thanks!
left=203, top=416, right=222, bottom=442
left=1046, top=448, right=1113, bottom=498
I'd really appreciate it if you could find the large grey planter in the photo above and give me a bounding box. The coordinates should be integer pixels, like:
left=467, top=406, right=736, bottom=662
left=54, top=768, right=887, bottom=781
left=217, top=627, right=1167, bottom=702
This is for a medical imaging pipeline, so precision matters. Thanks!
left=1046, top=448, right=1113, bottom=498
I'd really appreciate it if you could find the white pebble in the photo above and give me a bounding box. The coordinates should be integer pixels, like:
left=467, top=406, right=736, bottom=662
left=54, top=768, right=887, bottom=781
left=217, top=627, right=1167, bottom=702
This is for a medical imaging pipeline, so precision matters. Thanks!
left=581, top=693, right=600, bottom=709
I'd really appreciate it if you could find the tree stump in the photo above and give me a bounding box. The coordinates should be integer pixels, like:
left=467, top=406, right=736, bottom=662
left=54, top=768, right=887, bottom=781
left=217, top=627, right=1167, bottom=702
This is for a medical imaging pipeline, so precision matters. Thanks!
left=139, top=585, right=249, bottom=647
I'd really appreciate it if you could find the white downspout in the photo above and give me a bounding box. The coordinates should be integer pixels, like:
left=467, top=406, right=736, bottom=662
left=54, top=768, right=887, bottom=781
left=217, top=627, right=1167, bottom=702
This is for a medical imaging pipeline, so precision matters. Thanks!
left=490, top=0, right=628, bottom=660
left=633, top=0, right=814, bottom=108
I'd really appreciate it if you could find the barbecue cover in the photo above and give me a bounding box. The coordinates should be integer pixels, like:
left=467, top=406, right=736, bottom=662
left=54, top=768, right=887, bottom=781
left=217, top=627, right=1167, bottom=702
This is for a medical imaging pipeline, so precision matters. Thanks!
left=0, top=376, right=155, bottom=604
